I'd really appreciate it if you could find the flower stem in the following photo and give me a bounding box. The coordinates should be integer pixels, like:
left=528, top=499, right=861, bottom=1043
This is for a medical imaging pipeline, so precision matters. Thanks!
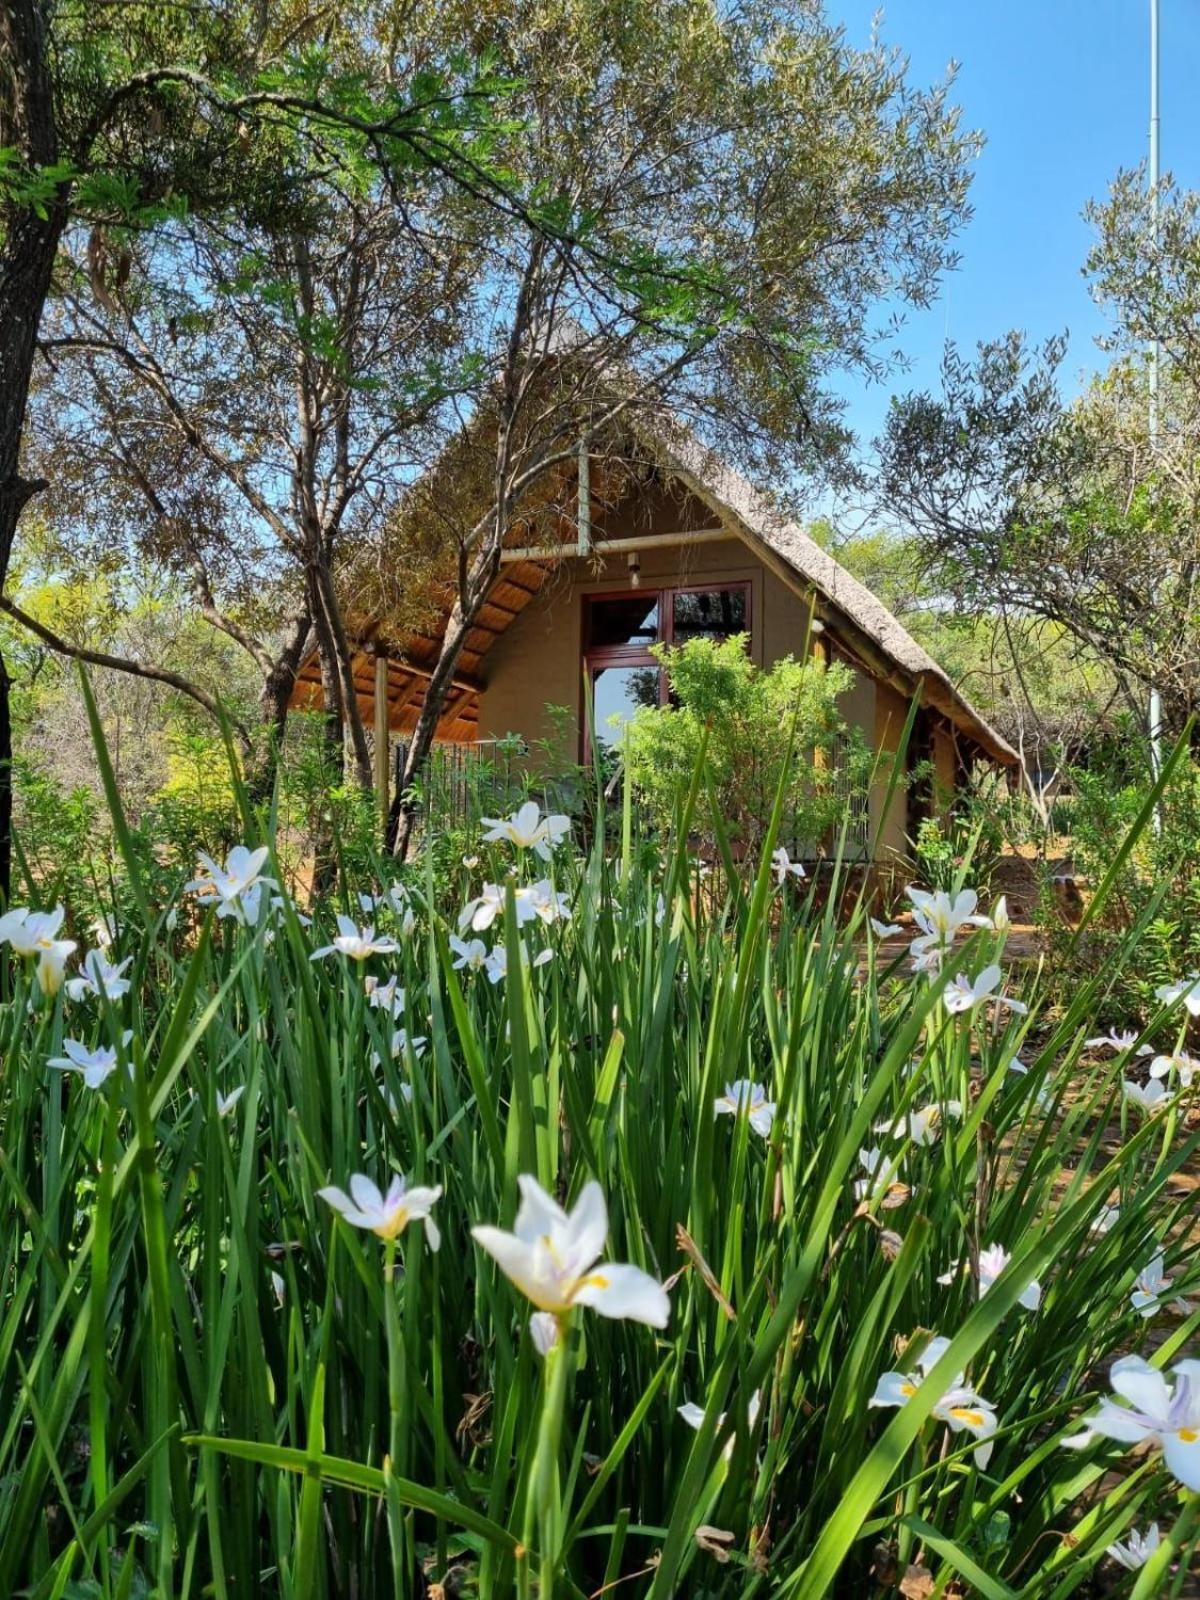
left=384, top=1238, right=411, bottom=1597
left=524, top=1314, right=573, bottom=1597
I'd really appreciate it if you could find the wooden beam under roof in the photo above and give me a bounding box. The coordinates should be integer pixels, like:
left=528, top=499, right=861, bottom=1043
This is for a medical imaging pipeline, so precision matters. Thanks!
left=388, top=674, right=424, bottom=717
left=349, top=651, right=486, bottom=697
left=498, top=526, right=728, bottom=563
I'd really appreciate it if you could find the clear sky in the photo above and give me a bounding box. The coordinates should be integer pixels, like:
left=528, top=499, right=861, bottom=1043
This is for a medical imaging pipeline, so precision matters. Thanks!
left=825, top=0, right=1200, bottom=452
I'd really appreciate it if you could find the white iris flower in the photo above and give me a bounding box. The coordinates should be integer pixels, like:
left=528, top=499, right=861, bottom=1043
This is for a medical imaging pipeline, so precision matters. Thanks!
left=319, top=1172, right=441, bottom=1249
left=471, top=1175, right=670, bottom=1327
left=1063, top=1354, right=1200, bottom=1490
left=480, top=801, right=571, bottom=861
left=870, top=1335, right=999, bottom=1466
left=310, top=916, right=400, bottom=962
left=714, top=1080, right=776, bottom=1138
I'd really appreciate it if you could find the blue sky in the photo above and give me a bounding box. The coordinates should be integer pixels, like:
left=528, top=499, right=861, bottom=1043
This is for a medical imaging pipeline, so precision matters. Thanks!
left=826, top=0, right=1200, bottom=450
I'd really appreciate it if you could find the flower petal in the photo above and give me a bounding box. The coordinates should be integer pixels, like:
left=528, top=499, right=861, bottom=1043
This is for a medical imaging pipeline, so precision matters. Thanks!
left=318, top=1186, right=368, bottom=1227
left=563, top=1182, right=608, bottom=1277
left=749, top=1102, right=776, bottom=1138
left=571, top=1261, right=670, bottom=1326
left=349, top=1174, right=385, bottom=1216
left=513, top=1174, right=571, bottom=1245
left=917, top=1336, right=954, bottom=1376
left=1109, top=1356, right=1171, bottom=1421
left=1087, top=1398, right=1158, bottom=1444
left=1162, top=1427, right=1200, bottom=1490
left=869, top=1371, right=918, bottom=1408
left=472, top=1225, right=565, bottom=1312
left=530, top=1311, right=559, bottom=1355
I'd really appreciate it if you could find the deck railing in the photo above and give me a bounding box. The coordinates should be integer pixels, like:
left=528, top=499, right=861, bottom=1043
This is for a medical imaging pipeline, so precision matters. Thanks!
left=392, top=733, right=874, bottom=864
left=392, top=737, right=535, bottom=831
left=828, top=729, right=873, bottom=855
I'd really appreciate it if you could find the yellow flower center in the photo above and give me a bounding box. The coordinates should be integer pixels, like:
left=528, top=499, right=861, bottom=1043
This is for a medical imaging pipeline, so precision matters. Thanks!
left=900, top=1382, right=917, bottom=1398
left=948, top=1408, right=986, bottom=1428
left=372, top=1207, right=409, bottom=1240
left=1179, top=1427, right=1199, bottom=1444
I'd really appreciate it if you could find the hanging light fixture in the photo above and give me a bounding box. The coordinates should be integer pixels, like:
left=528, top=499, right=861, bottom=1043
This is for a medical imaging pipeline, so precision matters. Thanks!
left=627, top=549, right=641, bottom=588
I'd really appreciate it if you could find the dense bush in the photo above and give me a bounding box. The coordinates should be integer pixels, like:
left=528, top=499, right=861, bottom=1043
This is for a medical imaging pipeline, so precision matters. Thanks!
left=0, top=747, right=1197, bottom=1597
left=909, top=767, right=1010, bottom=896
left=620, top=636, right=869, bottom=857
left=1043, top=751, right=1200, bottom=1028
left=9, top=752, right=101, bottom=915
left=11, top=709, right=392, bottom=927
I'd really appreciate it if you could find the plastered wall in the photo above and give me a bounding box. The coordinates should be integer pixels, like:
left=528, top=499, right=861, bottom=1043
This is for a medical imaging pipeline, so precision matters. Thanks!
left=475, top=538, right=909, bottom=856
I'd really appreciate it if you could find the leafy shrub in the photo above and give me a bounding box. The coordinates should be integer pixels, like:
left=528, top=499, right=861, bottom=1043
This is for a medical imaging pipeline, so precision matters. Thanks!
left=1043, top=751, right=1200, bottom=1026
left=10, top=752, right=100, bottom=914
left=620, top=635, right=869, bottom=856
left=911, top=813, right=958, bottom=889
left=910, top=766, right=1009, bottom=894
left=136, top=730, right=243, bottom=867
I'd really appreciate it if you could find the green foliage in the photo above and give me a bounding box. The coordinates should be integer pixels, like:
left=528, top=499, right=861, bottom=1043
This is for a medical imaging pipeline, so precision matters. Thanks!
left=0, top=151, right=79, bottom=218
left=9, top=740, right=240, bottom=941
left=816, top=520, right=1117, bottom=760
left=8, top=753, right=99, bottom=915
left=1042, top=750, right=1200, bottom=1026
left=620, top=636, right=867, bottom=854
left=267, top=712, right=391, bottom=884
left=136, top=731, right=243, bottom=870
left=0, top=724, right=1198, bottom=1596
left=1, top=557, right=260, bottom=842
left=880, top=162, right=1200, bottom=743
left=911, top=814, right=958, bottom=891
left=910, top=769, right=1008, bottom=896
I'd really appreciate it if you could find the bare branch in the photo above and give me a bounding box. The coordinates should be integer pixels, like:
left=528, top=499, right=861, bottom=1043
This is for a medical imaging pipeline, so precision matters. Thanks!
left=0, top=594, right=251, bottom=748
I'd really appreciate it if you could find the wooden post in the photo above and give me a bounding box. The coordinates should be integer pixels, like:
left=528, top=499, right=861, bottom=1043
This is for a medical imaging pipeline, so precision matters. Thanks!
left=577, top=438, right=591, bottom=556
left=373, top=648, right=389, bottom=833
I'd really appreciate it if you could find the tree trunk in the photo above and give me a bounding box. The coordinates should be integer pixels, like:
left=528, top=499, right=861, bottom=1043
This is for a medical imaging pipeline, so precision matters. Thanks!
left=247, top=662, right=295, bottom=805
left=391, top=633, right=463, bottom=859
left=316, top=637, right=346, bottom=781
left=0, top=645, right=12, bottom=901
left=0, top=0, right=69, bottom=899
left=245, top=609, right=312, bottom=805
left=302, top=565, right=347, bottom=893
left=312, top=557, right=373, bottom=790
left=309, top=636, right=345, bottom=894
left=392, top=563, right=497, bottom=858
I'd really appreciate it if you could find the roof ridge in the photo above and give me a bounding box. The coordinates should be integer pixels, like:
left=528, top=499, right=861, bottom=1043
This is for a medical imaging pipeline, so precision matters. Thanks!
left=644, top=413, right=1019, bottom=766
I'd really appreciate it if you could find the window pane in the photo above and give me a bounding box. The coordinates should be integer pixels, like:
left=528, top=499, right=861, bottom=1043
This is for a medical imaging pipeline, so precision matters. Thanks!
left=671, top=587, right=747, bottom=643
left=591, top=664, right=661, bottom=745
left=588, top=593, right=660, bottom=649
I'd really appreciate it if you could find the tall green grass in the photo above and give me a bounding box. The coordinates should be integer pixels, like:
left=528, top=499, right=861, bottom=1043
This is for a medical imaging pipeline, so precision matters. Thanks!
left=0, top=717, right=1197, bottom=1597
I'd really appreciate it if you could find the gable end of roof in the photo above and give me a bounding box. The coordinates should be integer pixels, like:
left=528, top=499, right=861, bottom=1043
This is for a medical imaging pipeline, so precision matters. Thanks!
left=649, top=422, right=1020, bottom=767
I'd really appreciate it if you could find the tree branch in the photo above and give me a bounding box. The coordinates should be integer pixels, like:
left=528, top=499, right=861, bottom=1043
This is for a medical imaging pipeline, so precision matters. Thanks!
left=0, top=594, right=252, bottom=749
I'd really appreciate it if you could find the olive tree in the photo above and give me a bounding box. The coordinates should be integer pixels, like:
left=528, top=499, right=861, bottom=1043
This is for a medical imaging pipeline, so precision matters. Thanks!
left=383, top=0, right=980, bottom=854
left=0, top=0, right=539, bottom=880
left=879, top=169, right=1200, bottom=745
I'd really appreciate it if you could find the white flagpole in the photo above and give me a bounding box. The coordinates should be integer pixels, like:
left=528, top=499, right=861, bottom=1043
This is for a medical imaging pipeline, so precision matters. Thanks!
left=1148, top=0, right=1164, bottom=805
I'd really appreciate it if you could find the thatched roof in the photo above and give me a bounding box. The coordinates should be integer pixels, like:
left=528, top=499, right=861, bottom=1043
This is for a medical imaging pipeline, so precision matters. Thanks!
left=653, top=419, right=1019, bottom=765
left=292, top=412, right=1019, bottom=767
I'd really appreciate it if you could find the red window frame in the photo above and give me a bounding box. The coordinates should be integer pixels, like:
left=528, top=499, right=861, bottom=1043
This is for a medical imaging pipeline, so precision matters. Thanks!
left=581, top=581, right=752, bottom=760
